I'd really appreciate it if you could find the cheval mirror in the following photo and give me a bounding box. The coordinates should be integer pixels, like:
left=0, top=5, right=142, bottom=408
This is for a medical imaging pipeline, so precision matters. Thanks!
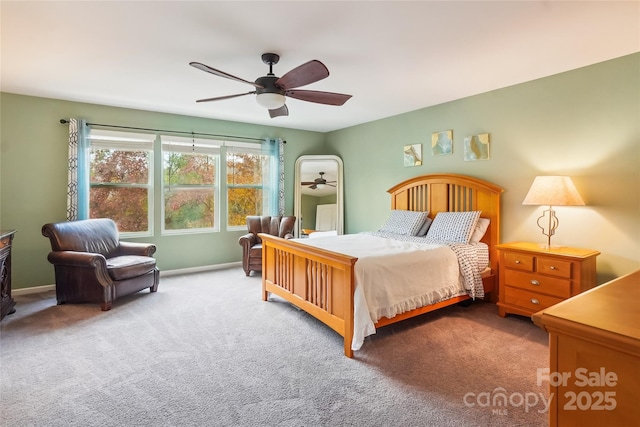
left=294, top=155, right=344, bottom=237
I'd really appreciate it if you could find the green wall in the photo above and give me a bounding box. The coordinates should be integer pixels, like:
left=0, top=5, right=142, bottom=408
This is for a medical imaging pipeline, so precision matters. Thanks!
left=326, top=53, right=640, bottom=283
left=2, top=53, right=638, bottom=289
left=0, top=94, right=325, bottom=289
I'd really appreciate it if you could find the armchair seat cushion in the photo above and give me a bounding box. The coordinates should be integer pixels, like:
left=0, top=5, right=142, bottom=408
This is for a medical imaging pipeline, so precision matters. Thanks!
left=249, top=245, right=262, bottom=258
left=107, top=255, right=157, bottom=281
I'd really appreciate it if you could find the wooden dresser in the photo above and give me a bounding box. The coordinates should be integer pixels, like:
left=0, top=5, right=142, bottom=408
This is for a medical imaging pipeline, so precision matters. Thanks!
left=1, top=230, right=17, bottom=320
left=532, top=270, right=640, bottom=426
left=496, top=242, right=599, bottom=318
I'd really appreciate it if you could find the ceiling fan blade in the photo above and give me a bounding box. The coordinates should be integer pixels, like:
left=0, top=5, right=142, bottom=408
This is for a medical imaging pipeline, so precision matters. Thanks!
left=276, top=60, right=329, bottom=90
left=190, top=62, right=263, bottom=89
left=301, top=181, right=316, bottom=185
left=309, top=184, right=317, bottom=190
left=285, top=89, right=352, bottom=106
left=196, top=92, right=256, bottom=103
left=269, top=104, right=289, bottom=118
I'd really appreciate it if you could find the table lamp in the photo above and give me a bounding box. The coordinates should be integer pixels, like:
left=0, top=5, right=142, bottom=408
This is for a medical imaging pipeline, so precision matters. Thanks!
left=522, top=176, right=585, bottom=248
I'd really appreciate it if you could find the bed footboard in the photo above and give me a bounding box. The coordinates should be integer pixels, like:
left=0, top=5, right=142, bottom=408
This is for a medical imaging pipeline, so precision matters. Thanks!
left=259, top=233, right=358, bottom=358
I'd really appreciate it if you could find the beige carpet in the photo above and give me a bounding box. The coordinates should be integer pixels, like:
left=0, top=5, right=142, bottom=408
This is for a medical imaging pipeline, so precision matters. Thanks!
left=1, top=267, right=550, bottom=426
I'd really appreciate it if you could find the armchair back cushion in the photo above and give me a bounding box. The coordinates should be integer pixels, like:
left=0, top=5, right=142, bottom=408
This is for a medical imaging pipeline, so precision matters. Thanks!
left=247, top=216, right=296, bottom=242
left=45, top=218, right=121, bottom=256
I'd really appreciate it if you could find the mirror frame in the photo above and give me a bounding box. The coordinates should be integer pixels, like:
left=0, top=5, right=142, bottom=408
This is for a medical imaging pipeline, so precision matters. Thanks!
left=294, top=155, right=344, bottom=237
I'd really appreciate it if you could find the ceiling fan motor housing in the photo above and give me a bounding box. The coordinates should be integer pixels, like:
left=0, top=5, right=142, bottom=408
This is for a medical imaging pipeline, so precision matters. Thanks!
left=255, top=75, right=285, bottom=96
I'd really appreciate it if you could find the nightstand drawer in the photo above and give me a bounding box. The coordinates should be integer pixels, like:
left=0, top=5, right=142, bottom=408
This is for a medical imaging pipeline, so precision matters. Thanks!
left=504, top=252, right=534, bottom=271
left=537, top=257, right=572, bottom=279
left=504, top=287, right=563, bottom=311
left=504, top=270, right=571, bottom=298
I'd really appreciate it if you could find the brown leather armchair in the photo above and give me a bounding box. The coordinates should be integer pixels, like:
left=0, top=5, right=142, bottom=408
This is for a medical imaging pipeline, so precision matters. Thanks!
left=239, top=215, right=296, bottom=276
left=42, top=218, right=159, bottom=311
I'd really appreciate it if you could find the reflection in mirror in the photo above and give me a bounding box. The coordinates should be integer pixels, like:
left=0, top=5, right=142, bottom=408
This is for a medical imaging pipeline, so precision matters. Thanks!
left=294, top=155, right=344, bottom=238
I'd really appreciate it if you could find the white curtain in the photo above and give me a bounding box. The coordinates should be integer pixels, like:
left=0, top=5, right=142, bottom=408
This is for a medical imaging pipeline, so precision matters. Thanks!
left=66, top=119, right=90, bottom=221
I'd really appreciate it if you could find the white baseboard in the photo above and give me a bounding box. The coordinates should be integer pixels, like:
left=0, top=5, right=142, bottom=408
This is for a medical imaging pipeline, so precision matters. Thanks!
left=13, top=284, right=56, bottom=296
left=12, top=262, right=242, bottom=296
left=159, top=262, right=241, bottom=277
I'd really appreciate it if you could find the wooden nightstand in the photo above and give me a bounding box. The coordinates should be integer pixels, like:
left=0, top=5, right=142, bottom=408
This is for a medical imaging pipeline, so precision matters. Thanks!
left=496, top=242, right=599, bottom=318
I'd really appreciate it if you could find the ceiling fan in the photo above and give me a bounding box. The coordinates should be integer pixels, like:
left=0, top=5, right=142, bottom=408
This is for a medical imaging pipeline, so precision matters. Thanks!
left=301, top=172, right=336, bottom=190
left=190, top=53, right=352, bottom=118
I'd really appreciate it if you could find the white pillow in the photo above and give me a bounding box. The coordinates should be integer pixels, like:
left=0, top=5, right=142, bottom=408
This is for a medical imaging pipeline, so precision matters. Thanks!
left=416, top=216, right=433, bottom=237
left=425, top=211, right=482, bottom=243
left=469, top=218, right=490, bottom=244
left=378, top=210, right=429, bottom=236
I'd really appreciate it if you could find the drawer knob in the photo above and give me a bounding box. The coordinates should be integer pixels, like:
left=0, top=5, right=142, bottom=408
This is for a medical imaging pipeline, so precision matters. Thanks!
left=530, top=280, right=540, bottom=286
left=550, top=266, right=557, bottom=270
left=515, top=260, right=521, bottom=264
left=530, top=298, right=540, bottom=305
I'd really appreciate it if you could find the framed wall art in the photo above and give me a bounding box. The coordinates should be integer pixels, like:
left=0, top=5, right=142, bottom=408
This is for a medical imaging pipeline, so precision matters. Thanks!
left=431, top=130, right=453, bottom=156
left=403, top=143, right=422, bottom=166
left=464, top=133, right=490, bottom=161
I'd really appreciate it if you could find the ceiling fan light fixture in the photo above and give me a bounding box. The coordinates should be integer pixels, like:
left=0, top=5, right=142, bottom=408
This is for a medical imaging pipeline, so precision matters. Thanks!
left=316, top=183, right=326, bottom=190
left=256, top=93, right=286, bottom=110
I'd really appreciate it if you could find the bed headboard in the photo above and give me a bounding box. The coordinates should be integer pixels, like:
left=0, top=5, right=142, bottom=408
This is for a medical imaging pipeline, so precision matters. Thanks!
left=387, top=173, right=504, bottom=272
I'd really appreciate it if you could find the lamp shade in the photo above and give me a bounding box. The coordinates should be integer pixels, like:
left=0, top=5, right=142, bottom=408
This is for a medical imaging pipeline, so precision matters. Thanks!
left=522, top=176, right=585, bottom=206
left=256, top=93, right=286, bottom=110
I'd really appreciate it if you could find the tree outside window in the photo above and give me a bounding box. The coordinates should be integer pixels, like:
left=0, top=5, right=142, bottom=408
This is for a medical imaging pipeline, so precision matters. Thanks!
left=162, top=136, right=219, bottom=233
left=89, top=130, right=154, bottom=234
left=86, top=130, right=277, bottom=236
left=227, top=144, right=269, bottom=228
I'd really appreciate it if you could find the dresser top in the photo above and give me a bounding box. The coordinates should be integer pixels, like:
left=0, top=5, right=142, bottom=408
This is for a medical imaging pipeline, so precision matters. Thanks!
left=496, top=241, right=600, bottom=258
left=533, top=270, right=640, bottom=342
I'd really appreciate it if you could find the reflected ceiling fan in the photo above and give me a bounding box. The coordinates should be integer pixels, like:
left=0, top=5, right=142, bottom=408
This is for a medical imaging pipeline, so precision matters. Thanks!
left=190, top=53, right=352, bottom=118
left=301, top=172, right=336, bottom=190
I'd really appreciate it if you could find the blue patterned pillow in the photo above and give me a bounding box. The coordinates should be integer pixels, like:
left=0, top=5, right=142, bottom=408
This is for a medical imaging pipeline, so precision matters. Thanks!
left=379, top=210, right=429, bottom=236
left=425, top=211, right=482, bottom=243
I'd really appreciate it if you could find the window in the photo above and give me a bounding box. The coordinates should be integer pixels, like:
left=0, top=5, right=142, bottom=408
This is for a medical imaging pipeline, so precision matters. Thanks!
left=226, top=142, right=274, bottom=229
left=89, top=129, right=154, bottom=235
left=78, top=123, right=281, bottom=236
left=161, top=135, right=219, bottom=233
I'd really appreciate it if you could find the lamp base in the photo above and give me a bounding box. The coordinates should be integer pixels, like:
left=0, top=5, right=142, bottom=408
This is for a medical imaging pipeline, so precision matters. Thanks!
left=537, top=242, right=563, bottom=250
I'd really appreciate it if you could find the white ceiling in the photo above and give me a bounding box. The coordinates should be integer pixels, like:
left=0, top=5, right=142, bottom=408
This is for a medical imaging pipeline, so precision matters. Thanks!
left=1, top=1, right=638, bottom=133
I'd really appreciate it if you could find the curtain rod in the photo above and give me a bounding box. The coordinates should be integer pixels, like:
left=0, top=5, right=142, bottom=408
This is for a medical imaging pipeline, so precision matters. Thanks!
left=58, top=119, right=283, bottom=143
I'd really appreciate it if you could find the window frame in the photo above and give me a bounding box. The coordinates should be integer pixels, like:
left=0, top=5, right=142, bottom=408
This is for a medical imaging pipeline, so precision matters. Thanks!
left=225, top=142, right=272, bottom=231
left=160, top=135, right=221, bottom=235
left=88, top=129, right=155, bottom=238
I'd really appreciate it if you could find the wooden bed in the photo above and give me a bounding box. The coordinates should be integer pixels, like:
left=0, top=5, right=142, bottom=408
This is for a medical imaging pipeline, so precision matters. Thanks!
left=260, top=173, right=504, bottom=357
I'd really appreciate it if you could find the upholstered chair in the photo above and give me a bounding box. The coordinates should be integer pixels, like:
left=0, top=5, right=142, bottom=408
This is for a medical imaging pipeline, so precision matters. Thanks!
left=42, top=218, right=160, bottom=311
left=238, top=215, right=296, bottom=276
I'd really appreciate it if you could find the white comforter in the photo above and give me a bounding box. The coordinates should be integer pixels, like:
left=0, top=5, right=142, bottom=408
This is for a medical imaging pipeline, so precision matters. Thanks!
left=294, top=233, right=483, bottom=350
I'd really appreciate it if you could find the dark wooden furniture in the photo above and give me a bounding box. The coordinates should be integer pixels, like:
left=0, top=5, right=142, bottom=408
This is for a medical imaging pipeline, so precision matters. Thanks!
left=42, top=219, right=159, bottom=311
left=1, top=229, right=17, bottom=320
left=533, top=270, right=640, bottom=426
left=496, top=242, right=599, bottom=318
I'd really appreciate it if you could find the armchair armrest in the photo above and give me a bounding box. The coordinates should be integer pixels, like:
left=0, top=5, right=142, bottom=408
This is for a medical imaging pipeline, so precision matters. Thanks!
left=117, top=241, right=157, bottom=257
left=238, top=233, right=258, bottom=249
left=283, top=233, right=294, bottom=239
left=47, top=251, right=113, bottom=287
left=47, top=251, right=108, bottom=269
